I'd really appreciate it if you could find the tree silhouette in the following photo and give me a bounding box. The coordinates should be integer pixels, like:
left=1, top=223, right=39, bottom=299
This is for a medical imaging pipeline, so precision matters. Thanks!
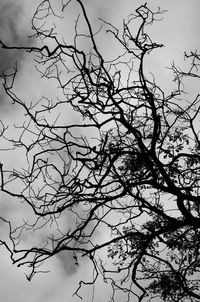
left=0, top=1, right=200, bottom=301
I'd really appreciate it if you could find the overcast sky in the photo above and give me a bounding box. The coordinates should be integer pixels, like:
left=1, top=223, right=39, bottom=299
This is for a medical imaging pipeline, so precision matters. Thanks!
left=0, top=0, right=200, bottom=301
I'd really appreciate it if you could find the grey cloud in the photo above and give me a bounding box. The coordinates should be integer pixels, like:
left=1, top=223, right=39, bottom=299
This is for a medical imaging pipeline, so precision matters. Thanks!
left=0, top=3, right=21, bottom=43
left=56, top=250, right=79, bottom=275
left=0, top=1, right=33, bottom=72
left=0, top=1, right=34, bottom=109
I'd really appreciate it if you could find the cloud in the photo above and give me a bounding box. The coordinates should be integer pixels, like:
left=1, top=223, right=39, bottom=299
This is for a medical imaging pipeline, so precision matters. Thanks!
left=0, top=3, right=21, bottom=42
left=0, top=0, right=36, bottom=111
left=0, top=2, right=27, bottom=71
left=56, top=251, right=80, bottom=275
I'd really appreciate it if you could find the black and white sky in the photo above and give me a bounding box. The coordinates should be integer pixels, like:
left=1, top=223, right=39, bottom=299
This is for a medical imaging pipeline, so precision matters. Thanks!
left=0, top=0, right=200, bottom=301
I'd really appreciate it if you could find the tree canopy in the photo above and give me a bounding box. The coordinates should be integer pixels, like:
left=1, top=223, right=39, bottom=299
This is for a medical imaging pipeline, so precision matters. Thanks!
left=0, top=1, right=200, bottom=301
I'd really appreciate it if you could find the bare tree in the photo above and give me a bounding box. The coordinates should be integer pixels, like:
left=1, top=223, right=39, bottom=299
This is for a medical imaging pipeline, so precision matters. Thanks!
left=0, top=1, right=200, bottom=301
